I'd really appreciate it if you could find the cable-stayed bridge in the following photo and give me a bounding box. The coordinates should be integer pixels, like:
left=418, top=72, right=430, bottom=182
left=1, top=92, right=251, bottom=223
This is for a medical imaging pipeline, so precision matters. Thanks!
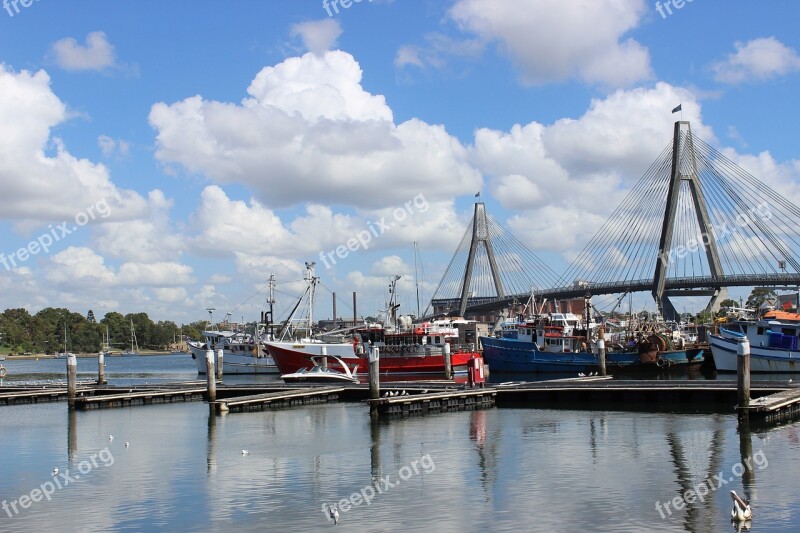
left=429, top=121, right=800, bottom=319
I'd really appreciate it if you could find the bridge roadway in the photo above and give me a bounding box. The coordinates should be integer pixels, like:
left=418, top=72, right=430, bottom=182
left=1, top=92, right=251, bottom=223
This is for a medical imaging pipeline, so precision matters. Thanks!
left=433, top=273, right=800, bottom=314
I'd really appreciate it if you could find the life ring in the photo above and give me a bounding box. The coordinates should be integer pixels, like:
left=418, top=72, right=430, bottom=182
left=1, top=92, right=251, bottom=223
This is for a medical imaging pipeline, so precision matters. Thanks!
left=0, top=366, right=7, bottom=378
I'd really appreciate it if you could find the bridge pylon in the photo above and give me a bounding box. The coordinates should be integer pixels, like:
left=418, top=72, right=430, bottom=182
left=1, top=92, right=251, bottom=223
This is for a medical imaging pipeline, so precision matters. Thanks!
left=458, top=202, right=505, bottom=316
left=652, top=121, right=728, bottom=319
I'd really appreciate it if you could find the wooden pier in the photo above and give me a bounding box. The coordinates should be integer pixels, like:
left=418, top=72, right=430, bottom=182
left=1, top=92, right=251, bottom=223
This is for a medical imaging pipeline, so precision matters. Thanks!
left=75, top=387, right=207, bottom=410
left=367, top=387, right=496, bottom=416
left=213, top=386, right=344, bottom=413
left=737, top=387, right=800, bottom=425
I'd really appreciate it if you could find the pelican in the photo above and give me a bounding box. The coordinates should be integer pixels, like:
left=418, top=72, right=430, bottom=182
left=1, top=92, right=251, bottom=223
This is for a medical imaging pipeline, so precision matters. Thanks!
left=730, top=490, right=752, bottom=521
left=52, top=467, right=58, bottom=476
left=328, top=504, right=339, bottom=524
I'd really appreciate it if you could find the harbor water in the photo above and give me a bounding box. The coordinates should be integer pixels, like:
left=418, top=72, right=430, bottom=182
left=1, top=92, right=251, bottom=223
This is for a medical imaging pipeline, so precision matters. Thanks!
left=1, top=356, right=799, bottom=531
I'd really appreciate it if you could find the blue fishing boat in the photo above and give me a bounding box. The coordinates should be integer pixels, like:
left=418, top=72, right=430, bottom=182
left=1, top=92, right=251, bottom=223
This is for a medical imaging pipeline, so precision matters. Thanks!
left=481, top=316, right=704, bottom=374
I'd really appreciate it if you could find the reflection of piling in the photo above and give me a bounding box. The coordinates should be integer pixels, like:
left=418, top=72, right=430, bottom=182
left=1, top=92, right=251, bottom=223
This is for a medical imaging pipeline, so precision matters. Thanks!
left=737, top=337, right=750, bottom=421
left=443, top=342, right=452, bottom=380
left=67, top=407, right=77, bottom=462
left=67, top=354, right=77, bottom=409
left=207, top=409, right=217, bottom=473
left=206, top=350, right=216, bottom=403
left=97, top=352, right=105, bottom=384
left=370, top=415, right=382, bottom=480
left=597, top=327, right=607, bottom=376
left=369, top=347, right=380, bottom=416
left=738, top=421, right=755, bottom=495
left=216, top=349, right=224, bottom=381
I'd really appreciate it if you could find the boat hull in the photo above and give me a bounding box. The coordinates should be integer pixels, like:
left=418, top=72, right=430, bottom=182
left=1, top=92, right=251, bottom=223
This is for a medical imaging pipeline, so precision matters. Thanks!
left=188, top=342, right=279, bottom=374
left=709, top=334, right=800, bottom=373
left=267, top=342, right=476, bottom=375
left=605, top=349, right=704, bottom=373
left=480, top=336, right=598, bottom=373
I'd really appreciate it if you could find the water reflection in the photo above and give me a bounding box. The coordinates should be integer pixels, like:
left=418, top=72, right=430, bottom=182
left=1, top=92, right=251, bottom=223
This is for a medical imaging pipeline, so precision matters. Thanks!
left=370, top=416, right=382, bottom=482
left=67, top=408, right=77, bottom=462
left=207, top=409, right=217, bottom=474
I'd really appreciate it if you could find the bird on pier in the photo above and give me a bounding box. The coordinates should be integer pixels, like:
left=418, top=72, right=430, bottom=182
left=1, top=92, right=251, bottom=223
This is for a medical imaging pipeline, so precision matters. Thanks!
left=578, top=372, right=586, bottom=377
left=730, top=490, right=752, bottom=521
left=328, top=504, right=339, bottom=524
left=52, top=467, right=58, bottom=476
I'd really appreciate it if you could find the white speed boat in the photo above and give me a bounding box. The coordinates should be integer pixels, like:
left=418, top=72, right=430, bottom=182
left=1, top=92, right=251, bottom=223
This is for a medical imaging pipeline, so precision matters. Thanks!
left=281, top=355, right=359, bottom=384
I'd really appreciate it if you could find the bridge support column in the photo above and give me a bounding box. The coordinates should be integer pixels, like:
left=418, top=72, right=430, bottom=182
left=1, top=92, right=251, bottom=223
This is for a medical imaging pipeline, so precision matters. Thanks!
left=703, top=287, right=729, bottom=316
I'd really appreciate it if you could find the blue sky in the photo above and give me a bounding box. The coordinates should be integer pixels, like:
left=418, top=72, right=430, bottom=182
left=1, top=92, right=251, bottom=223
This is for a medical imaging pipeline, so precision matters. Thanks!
left=1, top=0, right=799, bottom=323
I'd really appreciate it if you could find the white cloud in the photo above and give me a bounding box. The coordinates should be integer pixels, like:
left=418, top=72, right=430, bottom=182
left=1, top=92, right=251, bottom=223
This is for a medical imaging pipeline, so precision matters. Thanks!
left=50, top=31, right=117, bottom=71
left=291, top=19, right=342, bottom=55
left=711, top=37, right=800, bottom=84
left=447, top=0, right=651, bottom=86
left=149, top=51, right=481, bottom=208
left=0, top=64, right=148, bottom=231
left=98, top=135, right=130, bottom=158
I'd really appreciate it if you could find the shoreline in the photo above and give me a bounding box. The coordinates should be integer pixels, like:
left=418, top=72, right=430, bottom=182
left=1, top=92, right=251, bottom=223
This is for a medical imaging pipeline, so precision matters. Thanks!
left=2, top=352, right=184, bottom=360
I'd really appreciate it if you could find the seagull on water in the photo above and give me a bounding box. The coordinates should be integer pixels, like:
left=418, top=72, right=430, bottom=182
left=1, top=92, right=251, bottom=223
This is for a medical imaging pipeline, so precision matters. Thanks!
left=328, top=504, right=339, bottom=524
left=52, top=467, right=58, bottom=476
left=241, top=450, right=249, bottom=456
left=125, top=442, right=129, bottom=448
left=109, top=434, right=114, bottom=442
left=730, top=490, right=752, bottom=521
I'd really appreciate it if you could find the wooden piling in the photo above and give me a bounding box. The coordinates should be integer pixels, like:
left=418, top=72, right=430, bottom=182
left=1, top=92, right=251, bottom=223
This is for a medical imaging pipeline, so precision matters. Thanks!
left=97, top=351, right=105, bottom=384
left=206, top=349, right=216, bottom=403
left=737, top=337, right=750, bottom=420
left=67, top=354, right=77, bottom=409
left=369, top=346, right=380, bottom=416
left=216, top=349, right=224, bottom=381
left=443, top=342, right=452, bottom=380
left=321, top=345, right=328, bottom=370
left=597, top=327, right=607, bottom=377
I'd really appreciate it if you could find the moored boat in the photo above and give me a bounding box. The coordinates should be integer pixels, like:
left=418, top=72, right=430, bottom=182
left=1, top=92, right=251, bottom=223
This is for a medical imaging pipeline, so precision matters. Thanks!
left=281, top=355, right=360, bottom=384
left=710, top=310, right=800, bottom=372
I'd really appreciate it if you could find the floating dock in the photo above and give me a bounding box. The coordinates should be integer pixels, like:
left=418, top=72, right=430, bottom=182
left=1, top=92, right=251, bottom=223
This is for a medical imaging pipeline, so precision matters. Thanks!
left=367, top=387, right=496, bottom=416
left=213, top=386, right=344, bottom=413
left=738, top=387, right=800, bottom=425
left=75, top=387, right=207, bottom=410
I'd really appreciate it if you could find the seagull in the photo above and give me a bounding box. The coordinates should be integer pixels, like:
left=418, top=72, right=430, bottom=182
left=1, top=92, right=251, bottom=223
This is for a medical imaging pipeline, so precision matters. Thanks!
left=241, top=450, right=249, bottom=456
left=730, top=490, right=752, bottom=521
left=125, top=442, right=129, bottom=448
left=578, top=372, right=586, bottom=377
left=109, top=434, right=114, bottom=442
left=52, top=467, right=58, bottom=476
left=328, top=504, right=339, bottom=524
left=421, top=389, right=428, bottom=394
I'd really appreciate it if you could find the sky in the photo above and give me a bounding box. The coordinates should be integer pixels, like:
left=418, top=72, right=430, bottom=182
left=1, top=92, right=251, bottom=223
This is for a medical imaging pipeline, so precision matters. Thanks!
left=0, top=0, right=799, bottom=324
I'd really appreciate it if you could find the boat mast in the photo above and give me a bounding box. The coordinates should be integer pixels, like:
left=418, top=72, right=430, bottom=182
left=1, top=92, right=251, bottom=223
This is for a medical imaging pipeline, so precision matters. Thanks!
left=413, top=242, right=421, bottom=318
left=305, top=262, right=317, bottom=338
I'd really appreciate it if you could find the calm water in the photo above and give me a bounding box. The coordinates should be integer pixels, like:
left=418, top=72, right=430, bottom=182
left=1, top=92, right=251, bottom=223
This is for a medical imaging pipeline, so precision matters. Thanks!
left=1, top=357, right=799, bottom=531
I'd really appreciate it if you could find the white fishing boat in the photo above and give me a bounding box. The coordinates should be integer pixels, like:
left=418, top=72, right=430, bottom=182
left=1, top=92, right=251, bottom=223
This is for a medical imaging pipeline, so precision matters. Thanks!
left=188, top=305, right=279, bottom=375
left=281, top=355, right=359, bottom=384
left=709, top=310, right=800, bottom=372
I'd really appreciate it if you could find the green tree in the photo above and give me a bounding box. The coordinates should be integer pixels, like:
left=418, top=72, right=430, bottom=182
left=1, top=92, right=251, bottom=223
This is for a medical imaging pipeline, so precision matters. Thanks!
left=745, top=288, right=777, bottom=310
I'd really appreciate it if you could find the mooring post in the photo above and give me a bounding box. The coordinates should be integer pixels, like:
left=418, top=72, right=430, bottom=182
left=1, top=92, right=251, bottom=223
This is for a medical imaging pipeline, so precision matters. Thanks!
left=443, top=342, right=452, bottom=380
left=597, top=326, right=607, bottom=376
left=321, top=345, right=328, bottom=370
left=216, top=348, right=224, bottom=381
left=67, top=353, right=77, bottom=409
left=206, top=349, right=216, bottom=403
left=737, top=336, right=750, bottom=420
left=97, top=351, right=105, bottom=385
left=369, top=346, right=380, bottom=416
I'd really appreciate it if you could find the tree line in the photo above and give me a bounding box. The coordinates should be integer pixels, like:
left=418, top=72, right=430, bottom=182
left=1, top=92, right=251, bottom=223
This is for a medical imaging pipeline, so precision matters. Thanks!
left=0, top=308, right=206, bottom=354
